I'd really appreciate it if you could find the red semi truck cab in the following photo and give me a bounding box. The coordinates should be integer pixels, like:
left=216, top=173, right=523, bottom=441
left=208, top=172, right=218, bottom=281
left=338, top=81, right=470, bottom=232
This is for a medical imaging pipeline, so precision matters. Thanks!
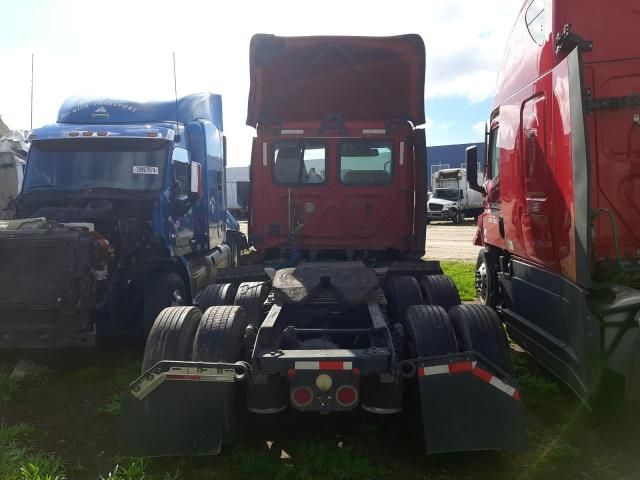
left=246, top=35, right=427, bottom=260
left=471, top=0, right=640, bottom=404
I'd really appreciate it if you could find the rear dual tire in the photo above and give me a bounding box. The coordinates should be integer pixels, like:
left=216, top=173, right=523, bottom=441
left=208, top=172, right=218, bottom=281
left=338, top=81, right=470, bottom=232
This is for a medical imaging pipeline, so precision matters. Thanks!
left=142, top=272, right=188, bottom=335
left=401, top=302, right=511, bottom=374
left=141, top=305, right=249, bottom=445
left=192, top=305, right=249, bottom=445
left=141, top=306, right=202, bottom=372
left=419, top=274, right=461, bottom=312
left=448, top=304, right=512, bottom=374
left=194, top=283, right=238, bottom=310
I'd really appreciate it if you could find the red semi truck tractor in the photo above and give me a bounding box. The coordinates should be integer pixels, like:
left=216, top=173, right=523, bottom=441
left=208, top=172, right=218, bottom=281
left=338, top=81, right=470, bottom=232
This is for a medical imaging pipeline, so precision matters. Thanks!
left=121, top=34, right=526, bottom=457
left=468, top=0, right=640, bottom=406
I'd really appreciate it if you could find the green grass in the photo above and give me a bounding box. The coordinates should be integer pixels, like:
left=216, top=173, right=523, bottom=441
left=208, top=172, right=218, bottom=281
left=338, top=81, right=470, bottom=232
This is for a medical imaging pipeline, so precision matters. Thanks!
left=99, top=459, right=148, bottom=480
left=440, top=261, right=475, bottom=301
left=98, top=394, right=122, bottom=417
left=231, top=441, right=379, bottom=480
left=0, top=423, right=66, bottom=480
left=1, top=364, right=52, bottom=406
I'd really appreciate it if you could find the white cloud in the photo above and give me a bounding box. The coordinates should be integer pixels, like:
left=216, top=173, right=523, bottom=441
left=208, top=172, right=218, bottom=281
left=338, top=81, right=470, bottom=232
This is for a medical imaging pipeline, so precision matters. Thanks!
left=439, top=121, right=455, bottom=131
left=472, top=121, right=486, bottom=134
left=0, top=0, right=521, bottom=166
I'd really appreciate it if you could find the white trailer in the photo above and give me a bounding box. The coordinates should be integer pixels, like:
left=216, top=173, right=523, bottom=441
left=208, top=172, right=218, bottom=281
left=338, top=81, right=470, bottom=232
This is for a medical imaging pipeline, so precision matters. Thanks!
left=0, top=119, right=27, bottom=220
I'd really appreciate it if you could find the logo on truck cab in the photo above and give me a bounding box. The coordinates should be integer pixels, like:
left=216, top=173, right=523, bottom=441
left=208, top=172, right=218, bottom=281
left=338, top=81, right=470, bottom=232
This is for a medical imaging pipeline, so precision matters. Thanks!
left=91, top=106, right=110, bottom=118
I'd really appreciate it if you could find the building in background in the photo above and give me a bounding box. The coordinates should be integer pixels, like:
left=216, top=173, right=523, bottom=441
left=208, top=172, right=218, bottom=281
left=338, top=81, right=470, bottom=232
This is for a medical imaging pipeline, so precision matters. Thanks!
left=226, top=166, right=250, bottom=218
left=426, top=142, right=485, bottom=188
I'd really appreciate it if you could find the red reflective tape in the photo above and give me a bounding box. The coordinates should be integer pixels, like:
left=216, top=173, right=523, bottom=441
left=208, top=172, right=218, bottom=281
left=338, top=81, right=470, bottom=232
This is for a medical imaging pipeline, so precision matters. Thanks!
left=166, top=374, right=201, bottom=381
left=449, top=361, right=474, bottom=374
left=472, top=367, right=493, bottom=383
left=319, top=361, right=344, bottom=370
left=418, top=367, right=426, bottom=377
left=513, top=390, right=521, bottom=401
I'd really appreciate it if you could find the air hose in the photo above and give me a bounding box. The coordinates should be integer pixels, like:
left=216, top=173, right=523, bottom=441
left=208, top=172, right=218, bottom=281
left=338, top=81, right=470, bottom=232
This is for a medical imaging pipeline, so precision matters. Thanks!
left=592, top=208, right=640, bottom=273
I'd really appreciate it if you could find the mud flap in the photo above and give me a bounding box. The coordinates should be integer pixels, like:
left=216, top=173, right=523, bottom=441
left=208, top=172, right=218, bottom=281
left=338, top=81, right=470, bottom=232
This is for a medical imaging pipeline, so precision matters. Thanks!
left=120, top=361, right=245, bottom=457
left=417, top=354, right=526, bottom=453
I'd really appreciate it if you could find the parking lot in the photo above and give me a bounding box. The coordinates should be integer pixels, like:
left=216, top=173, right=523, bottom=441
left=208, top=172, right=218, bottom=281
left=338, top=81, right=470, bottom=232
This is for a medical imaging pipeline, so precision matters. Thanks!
left=425, top=221, right=480, bottom=262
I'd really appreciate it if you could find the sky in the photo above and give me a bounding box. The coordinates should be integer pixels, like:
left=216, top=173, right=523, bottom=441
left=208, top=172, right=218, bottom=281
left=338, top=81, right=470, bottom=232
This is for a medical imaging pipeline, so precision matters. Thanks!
left=0, top=0, right=521, bottom=166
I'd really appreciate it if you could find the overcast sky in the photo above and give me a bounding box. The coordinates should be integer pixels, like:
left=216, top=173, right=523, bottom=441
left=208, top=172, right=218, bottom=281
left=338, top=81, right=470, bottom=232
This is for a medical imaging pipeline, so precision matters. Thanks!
left=0, top=0, right=521, bottom=166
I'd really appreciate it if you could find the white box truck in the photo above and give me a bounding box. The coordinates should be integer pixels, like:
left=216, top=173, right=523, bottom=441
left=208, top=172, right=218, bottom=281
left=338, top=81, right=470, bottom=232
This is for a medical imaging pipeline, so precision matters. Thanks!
left=427, top=168, right=483, bottom=224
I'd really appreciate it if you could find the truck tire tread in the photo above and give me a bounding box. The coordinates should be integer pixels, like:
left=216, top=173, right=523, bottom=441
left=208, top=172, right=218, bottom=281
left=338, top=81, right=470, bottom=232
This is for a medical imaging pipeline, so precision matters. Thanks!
left=234, top=282, right=269, bottom=326
left=194, top=283, right=238, bottom=311
left=448, top=304, right=512, bottom=374
left=384, top=276, right=424, bottom=325
left=420, top=274, right=461, bottom=311
left=141, top=306, right=202, bottom=372
left=404, top=305, right=458, bottom=358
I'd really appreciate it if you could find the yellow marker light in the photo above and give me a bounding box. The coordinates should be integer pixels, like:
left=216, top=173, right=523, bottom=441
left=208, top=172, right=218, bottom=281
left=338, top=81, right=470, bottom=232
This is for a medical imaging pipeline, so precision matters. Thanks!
left=315, top=373, right=333, bottom=391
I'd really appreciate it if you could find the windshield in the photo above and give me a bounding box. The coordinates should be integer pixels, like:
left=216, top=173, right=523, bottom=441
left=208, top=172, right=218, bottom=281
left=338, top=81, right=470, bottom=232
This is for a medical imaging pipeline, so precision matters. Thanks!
left=23, top=139, right=168, bottom=192
left=433, top=188, right=459, bottom=201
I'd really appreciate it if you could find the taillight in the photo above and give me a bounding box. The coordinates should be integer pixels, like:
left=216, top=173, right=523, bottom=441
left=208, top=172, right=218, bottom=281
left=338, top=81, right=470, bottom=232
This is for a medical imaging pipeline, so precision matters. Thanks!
left=291, top=386, right=313, bottom=407
left=336, top=385, right=358, bottom=407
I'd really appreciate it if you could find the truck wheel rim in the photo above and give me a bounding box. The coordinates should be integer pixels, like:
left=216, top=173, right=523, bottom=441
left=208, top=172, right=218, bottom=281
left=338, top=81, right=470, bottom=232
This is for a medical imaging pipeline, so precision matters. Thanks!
left=476, top=262, right=488, bottom=303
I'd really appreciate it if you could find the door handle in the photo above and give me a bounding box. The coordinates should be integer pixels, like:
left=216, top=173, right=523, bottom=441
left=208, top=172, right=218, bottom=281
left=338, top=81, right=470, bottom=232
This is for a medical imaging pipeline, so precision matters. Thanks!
left=498, top=216, right=505, bottom=238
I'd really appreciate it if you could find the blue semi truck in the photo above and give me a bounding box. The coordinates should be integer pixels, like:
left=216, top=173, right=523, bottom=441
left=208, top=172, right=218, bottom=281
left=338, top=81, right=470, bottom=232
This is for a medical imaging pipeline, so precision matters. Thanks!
left=0, top=93, right=246, bottom=348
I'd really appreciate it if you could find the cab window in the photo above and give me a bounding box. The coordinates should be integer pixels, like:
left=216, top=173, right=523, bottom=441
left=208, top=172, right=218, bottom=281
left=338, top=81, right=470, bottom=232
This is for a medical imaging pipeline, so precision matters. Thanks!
left=525, top=0, right=545, bottom=46
left=339, top=140, right=392, bottom=185
left=488, top=128, right=500, bottom=179
left=273, top=141, right=326, bottom=185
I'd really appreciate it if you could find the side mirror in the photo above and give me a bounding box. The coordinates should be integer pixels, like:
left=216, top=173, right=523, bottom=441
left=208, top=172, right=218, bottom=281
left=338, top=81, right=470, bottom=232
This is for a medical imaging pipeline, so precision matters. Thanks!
left=466, top=146, right=486, bottom=195
left=190, top=161, right=202, bottom=200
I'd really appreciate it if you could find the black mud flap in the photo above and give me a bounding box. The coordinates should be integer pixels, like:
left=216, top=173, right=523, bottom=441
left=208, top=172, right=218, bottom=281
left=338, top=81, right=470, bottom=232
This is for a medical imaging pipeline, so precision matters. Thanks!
left=120, top=361, right=245, bottom=457
left=416, top=353, right=526, bottom=454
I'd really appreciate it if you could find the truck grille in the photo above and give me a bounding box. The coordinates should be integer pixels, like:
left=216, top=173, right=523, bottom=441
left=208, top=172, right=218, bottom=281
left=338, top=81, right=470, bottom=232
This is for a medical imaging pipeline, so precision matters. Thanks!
left=429, top=204, right=443, bottom=212
left=0, top=229, right=94, bottom=307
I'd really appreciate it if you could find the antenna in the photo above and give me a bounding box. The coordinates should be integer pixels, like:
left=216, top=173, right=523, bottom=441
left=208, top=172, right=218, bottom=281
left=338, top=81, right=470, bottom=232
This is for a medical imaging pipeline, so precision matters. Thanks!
left=172, top=51, right=181, bottom=142
left=30, top=53, right=34, bottom=130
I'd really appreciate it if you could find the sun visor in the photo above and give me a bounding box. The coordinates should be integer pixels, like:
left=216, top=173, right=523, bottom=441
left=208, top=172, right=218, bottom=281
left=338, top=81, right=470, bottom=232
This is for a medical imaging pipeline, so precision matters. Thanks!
left=247, top=34, right=426, bottom=127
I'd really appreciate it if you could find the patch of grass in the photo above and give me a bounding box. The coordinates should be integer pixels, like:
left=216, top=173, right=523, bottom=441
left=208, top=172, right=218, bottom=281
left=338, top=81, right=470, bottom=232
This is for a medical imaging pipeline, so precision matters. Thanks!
left=99, top=459, right=148, bottom=480
left=292, top=441, right=379, bottom=480
left=18, top=460, right=66, bottom=480
left=111, top=364, right=141, bottom=389
left=0, top=423, right=66, bottom=480
left=69, top=365, right=104, bottom=383
left=440, top=261, right=475, bottom=301
left=232, top=447, right=281, bottom=478
left=232, top=441, right=379, bottom=480
left=519, top=372, right=561, bottom=400
left=98, top=394, right=122, bottom=417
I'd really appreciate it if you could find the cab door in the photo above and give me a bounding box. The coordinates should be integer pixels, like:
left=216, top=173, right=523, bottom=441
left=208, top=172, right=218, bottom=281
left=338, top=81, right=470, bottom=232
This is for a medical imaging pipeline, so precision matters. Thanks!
left=171, top=147, right=195, bottom=256
left=502, top=48, right=600, bottom=403
left=483, top=124, right=505, bottom=250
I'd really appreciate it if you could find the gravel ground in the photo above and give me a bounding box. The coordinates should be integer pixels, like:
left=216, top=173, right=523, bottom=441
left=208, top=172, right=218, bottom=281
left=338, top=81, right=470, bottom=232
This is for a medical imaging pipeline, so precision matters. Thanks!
left=424, top=221, right=480, bottom=262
